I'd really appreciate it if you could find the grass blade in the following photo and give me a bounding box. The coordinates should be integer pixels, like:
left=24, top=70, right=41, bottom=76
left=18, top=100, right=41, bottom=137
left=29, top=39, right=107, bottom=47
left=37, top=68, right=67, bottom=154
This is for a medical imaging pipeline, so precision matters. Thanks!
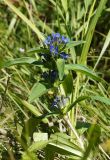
left=65, top=64, right=104, bottom=82
left=94, top=30, right=110, bottom=69
left=80, top=0, right=107, bottom=65
left=4, top=0, right=44, bottom=40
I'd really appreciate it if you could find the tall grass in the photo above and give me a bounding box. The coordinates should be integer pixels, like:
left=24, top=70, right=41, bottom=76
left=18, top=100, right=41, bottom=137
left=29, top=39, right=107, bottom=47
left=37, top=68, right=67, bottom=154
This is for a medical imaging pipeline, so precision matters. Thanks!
left=0, top=0, right=110, bottom=159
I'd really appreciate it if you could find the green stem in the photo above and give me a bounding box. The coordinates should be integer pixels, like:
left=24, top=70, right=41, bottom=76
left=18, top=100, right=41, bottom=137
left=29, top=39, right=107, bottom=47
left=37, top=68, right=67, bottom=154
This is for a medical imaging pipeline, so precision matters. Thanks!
left=70, top=73, right=80, bottom=136
left=64, top=115, right=84, bottom=150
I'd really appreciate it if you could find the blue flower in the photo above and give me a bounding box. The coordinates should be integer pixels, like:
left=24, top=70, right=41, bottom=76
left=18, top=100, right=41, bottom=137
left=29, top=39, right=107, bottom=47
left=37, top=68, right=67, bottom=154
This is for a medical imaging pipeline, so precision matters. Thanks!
left=61, top=36, right=69, bottom=44
left=44, top=33, right=70, bottom=59
left=54, top=46, right=58, bottom=55
left=51, top=96, right=69, bottom=109
left=51, top=96, right=60, bottom=108
left=55, top=33, right=60, bottom=38
left=51, top=101, right=58, bottom=108
left=52, top=33, right=60, bottom=38
left=51, top=33, right=61, bottom=42
left=50, top=45, right=55, bottom=53
left=60, top=52, right=69, bottom=59
left=50, top=45, right=58, bottom=55
left=52, top=33, right=56, bottom=38
left=44, top=36, right=51, bottom=45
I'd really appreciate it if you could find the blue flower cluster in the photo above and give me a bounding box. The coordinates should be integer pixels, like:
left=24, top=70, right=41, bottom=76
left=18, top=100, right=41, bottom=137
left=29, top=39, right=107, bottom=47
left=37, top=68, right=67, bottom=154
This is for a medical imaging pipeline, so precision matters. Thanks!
left=44, top=33, right=69, bottom=59
left=51, top=96, right=69, bottom=109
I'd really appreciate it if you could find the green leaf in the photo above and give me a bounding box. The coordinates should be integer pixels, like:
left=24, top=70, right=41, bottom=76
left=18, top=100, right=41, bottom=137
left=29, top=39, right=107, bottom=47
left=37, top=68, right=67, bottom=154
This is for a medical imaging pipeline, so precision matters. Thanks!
left=62, top=73, right=73, bottom=96
left=22, top=152, right=37, bottom=160
left=63, top=95, right=110, bottom=114
left=48, top=133, right=83, bottom=157
left=91, top=96, right=110, bottom=106
left=57, top=58, right=65, bottom=80
left=21, top=100, right=48, bottom=123
left=63, top=96, right=88, bottom=114
left=61, top=0, right=68, bottom=12
left=22, top=100, right=42, bottom=117
left=28, top=140, right=49, bottom=152
left=27, top=48, right=49, bottom=55
left=65, top=64, right=104, bottom=82
left=48, top=142, right=82, bottom=156
left=50, top=133, right=82, bottom=151
left=0, top=57, right=38, bottom=69
left=29, top=83, right=48, bottom=103
left=66, top=41, right=85, bottom=49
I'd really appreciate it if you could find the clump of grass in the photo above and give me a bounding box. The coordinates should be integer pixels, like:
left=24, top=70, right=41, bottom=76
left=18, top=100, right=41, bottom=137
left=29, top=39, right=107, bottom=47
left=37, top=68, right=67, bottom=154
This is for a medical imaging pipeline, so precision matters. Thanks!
left=0, top=0, right=110, bottom=160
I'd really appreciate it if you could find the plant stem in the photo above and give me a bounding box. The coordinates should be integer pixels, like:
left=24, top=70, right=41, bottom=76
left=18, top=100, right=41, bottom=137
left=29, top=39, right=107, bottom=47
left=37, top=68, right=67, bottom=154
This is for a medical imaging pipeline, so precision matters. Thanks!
left=64, top=115, right=84, bottom=150
left=70, top=73, right=80, bottom=137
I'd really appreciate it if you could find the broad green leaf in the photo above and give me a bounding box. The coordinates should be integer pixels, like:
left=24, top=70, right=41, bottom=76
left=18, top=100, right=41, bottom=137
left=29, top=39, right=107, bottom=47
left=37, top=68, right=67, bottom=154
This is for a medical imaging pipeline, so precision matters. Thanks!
left=4, top=0, right=44, bottom=40
left=48, top=142, right=82, bottom=157
left=66, top=41, right=85, bottom=49
left=57, top=58, right=65, bottom=80
left=50, top=133, right=82, bottom=151
left=48, top=133, right=83, bottom=157
left=65, top=64, right=103, bottom=82
left=29, top=83, right=48, bottom=103
left=0, top=57, right=39, bottom=69
left=62, top=73, right=73, bottom=96
left=22, top=100, right=42, bottom=117
left=21, top=100, right=48, bottom=123
left=27, top=48, right=49, bottom=55
left=33, top=132, right=48, bottom=142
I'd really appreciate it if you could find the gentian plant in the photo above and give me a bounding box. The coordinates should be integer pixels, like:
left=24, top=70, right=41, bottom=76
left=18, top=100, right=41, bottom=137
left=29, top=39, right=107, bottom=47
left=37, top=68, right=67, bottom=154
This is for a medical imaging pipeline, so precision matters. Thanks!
left=1, top=0, right=110, bottom=159
left=41, top=33, right=70, bottom=111
left=1, top=31, right=108, bottom=159
left=39, top=33, right=70, bottom=89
